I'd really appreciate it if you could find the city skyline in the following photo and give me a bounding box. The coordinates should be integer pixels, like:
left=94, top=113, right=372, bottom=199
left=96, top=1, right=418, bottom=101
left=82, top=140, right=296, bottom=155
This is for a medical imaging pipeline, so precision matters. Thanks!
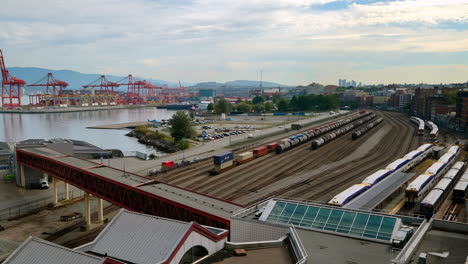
left=1, top=0, right=468, bottom=85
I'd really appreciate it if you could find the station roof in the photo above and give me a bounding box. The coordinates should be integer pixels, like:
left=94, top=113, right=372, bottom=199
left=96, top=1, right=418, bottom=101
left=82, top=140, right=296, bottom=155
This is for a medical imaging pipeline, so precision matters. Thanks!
left=77, top=210, right=228, bottom=264
left=3, top=237, right=102, bottom=264
left=259, top=199, right=399, bottom=243
left=17, top=146, right=242, bottom=221
left=345, top=172, right=415, bottom=210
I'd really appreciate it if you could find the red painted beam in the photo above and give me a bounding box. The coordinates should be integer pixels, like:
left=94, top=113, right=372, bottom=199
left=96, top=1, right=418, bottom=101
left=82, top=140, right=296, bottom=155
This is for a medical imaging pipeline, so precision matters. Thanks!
left=16, top=149, right=232, bottom=229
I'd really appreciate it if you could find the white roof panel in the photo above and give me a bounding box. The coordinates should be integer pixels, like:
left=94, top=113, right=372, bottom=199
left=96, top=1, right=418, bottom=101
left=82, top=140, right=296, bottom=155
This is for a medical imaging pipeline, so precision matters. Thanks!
left=407, top=174, right=433, bottom=191
left=448, top=146, right=460, bottom=154
left=362, top=169, right=392, bottom=185
left=421, top=189, right=444, bottom=205
left=386, top=158, right=409, bottom=171
left=439, top=153, right=455, bottom=164
left=425, top=162, right=446, bottom=175
left=417, top=144, right=432, bottom=152
left=434, top=178, right=453, bottom=191
left=328, top=184, right=368, bottom=205
left=452, top=162, right=465, bottom=171
left=443, top=169, right=459, bottom=180
left=404, top=150, right=421, bottom=160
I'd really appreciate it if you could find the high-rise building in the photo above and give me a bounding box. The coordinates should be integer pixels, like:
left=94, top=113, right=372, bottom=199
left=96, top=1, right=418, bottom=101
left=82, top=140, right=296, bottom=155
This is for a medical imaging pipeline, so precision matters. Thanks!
left=351, top=80, right=357, bottom=87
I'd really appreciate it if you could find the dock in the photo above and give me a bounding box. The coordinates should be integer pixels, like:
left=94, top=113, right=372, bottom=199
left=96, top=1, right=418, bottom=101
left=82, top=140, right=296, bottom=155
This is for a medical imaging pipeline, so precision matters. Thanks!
left=0, top=104, right=156, bottom=114
left=87, top=121, right=151, bottom=129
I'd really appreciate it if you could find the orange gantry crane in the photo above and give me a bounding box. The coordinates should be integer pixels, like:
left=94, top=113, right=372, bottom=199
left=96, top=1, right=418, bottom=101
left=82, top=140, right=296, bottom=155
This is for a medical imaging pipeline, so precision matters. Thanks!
left=27, top=73, right=69, bottom=106
left=28, top=73, right=69, bottom=96
left=83, top=75, right=120, bottom=94
left=0, top=49, right=26, bottom=107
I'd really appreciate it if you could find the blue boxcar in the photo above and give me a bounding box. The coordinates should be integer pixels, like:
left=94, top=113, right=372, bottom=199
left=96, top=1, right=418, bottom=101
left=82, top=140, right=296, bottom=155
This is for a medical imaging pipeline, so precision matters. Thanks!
left=213, top=151, right=234, bottom=164
left=273, top=112, right=288, bottom=116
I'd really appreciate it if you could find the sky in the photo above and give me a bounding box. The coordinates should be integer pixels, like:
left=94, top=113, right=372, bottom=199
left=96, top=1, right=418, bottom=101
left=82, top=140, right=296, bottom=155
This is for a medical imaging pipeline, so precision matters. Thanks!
left=1, top=0, right=468, bottom=86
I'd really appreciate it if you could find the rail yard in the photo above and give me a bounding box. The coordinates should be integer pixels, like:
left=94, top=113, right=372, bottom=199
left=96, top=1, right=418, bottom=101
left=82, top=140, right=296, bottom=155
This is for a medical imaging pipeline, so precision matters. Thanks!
left=156, top=111, right=428, bottom=206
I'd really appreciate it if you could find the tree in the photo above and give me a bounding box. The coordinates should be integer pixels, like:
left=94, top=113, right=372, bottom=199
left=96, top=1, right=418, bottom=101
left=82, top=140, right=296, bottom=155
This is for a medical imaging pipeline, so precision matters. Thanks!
left=443, top=91, right=457, bottom=105
left=236, top=97, right=243, bottom=104
left=264, top=101, right=274, bottom=112
left=277, top=99, right=289, bottom=112
left=252, top=95, right=265, bottom=105
left=289, top=96, right=299, bottom=111
left=169, top=111, right=195, bottom=141
left=253, top=103, right=265, bottom=113
left=177, top=139, right=190, bottom=150
left=214, top=98, right=232, bottom=114
left=207, top=103, right=214, bottom=112
left=236, top=102, right=252, bottom=112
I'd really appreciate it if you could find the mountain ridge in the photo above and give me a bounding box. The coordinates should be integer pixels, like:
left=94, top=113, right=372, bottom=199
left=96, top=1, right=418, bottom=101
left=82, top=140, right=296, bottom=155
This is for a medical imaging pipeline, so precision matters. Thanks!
left=7, top=67, right=291, bottom=94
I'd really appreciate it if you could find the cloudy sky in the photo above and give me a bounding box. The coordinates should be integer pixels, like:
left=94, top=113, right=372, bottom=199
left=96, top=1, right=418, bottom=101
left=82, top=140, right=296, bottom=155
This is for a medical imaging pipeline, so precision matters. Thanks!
left=1, top=0, right=468, bottom=85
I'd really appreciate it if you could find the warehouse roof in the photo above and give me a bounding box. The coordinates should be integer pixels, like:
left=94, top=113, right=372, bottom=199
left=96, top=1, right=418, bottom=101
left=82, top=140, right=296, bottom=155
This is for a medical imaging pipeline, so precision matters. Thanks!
left=345, top=172, right=415, bottom=210
left=77, top=210, right=228, bottom=264
left=17, top=146, right=242, bottom=221
left=3, top=237, right=103, bottom=264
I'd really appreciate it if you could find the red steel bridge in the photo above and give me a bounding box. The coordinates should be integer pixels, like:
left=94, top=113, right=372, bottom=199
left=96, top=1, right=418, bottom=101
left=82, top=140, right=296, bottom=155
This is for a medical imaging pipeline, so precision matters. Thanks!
left=16, top=146, right=242, bottom=229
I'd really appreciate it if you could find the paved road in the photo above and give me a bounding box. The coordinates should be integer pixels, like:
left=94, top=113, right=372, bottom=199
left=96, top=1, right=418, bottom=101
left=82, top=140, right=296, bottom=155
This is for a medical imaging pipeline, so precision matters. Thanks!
left=95, top=111, right=349, bottom=175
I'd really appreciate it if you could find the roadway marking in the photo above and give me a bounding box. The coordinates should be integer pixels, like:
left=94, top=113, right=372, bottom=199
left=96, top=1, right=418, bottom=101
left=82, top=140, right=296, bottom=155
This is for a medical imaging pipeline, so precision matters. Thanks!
left=389, top=198, right=405, bottom=215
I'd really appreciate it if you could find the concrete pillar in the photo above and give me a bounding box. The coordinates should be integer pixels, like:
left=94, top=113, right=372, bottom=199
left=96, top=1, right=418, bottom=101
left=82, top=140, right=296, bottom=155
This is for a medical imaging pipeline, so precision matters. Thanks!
left=97, top=198, right=104, bottom=224
left=52, top=176, right=58, bottom=205
left=20, top=165, right=26, bottom=188
left=64, top=182, right=70, bottom=200
left=84, top=192, right=92, bottom=228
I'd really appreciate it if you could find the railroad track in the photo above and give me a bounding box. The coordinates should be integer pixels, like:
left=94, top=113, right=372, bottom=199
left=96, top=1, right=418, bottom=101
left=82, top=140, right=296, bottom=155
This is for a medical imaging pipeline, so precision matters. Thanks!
left=443, top=202, right=462, bottom=221
left=233, top=111, right=420, bottom=205
left=157, top=111, right=420, bottom=207
left=157, top=111, right=362, bottom=185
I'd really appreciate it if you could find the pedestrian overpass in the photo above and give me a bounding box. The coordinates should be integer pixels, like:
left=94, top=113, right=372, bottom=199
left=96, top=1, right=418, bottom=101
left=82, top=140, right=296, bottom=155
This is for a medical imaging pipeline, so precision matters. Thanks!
left=16, top=146, right=242, bottom=229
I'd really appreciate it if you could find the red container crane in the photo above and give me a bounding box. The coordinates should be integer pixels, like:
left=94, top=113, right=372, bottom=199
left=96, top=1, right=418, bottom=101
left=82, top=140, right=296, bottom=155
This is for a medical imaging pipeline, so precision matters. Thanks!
left=83, top=75, right=120, bottom=94
left=28, top=73, right=69, bottom=96
left=1, top=49, right=26, bottom=107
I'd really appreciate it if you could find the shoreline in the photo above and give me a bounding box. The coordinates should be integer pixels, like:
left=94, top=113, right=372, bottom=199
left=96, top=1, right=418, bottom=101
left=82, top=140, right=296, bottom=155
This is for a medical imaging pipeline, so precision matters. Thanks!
left=0, top=104, right=157, bottom=114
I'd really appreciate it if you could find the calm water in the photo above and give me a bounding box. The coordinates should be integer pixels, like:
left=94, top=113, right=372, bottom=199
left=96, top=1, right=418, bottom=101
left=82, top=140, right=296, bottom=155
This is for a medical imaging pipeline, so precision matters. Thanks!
left=0, top=107, right=176, bottom=155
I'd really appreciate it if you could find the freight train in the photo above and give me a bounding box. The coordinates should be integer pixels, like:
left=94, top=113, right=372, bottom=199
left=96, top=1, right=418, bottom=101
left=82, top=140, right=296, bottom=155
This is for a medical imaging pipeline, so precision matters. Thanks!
left=310, top=113, right=376, bottom=150
left=418, top=162, right=465, bottom=218
left=410, top=116, right=425, bottom=136
left=275, top=111, right=372, bottom=154
left=405, top=145, right=460, bottom=203
left=453, top=166, right=468, bottom=203
left=328, top=143, right=434, bottom=207
left=210, top=111, right=371, bottom=174
left=352, top=116, right=383, bottom=140
left=425, top=121, right=439, bottom=140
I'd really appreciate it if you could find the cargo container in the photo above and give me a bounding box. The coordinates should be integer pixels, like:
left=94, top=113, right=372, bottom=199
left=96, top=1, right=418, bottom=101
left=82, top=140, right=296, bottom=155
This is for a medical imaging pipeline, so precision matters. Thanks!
left=209, top=160, right=235, bottom=175
left=253, top=147, right=268, bottom=157
left=266, top=142, right=279, bottom=152
left=213, top=151, right=234, bottom=165
left=237, top=152, right=254, bottom=164
left=215, top=160, right=233, bottom=170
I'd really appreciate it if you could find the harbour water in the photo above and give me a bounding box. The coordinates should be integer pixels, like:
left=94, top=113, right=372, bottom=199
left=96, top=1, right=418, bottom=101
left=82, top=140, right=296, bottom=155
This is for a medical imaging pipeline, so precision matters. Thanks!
left=0, top=107, right=176, bottom=155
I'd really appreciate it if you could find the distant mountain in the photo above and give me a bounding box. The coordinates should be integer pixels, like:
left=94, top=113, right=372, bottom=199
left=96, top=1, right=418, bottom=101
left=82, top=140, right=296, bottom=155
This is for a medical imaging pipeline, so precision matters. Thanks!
left=7, top=67, right=189, bottom=93
left=225, top=80, right=288, bottom=87
left=5, top=67, right=291, bottom=94
left=190, top=80, right=290, bottom=90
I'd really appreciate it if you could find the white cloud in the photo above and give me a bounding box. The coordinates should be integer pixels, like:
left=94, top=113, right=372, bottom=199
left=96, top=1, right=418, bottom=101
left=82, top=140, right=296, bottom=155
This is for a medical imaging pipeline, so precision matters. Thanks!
left=0, top=0, right=468, bottom=85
